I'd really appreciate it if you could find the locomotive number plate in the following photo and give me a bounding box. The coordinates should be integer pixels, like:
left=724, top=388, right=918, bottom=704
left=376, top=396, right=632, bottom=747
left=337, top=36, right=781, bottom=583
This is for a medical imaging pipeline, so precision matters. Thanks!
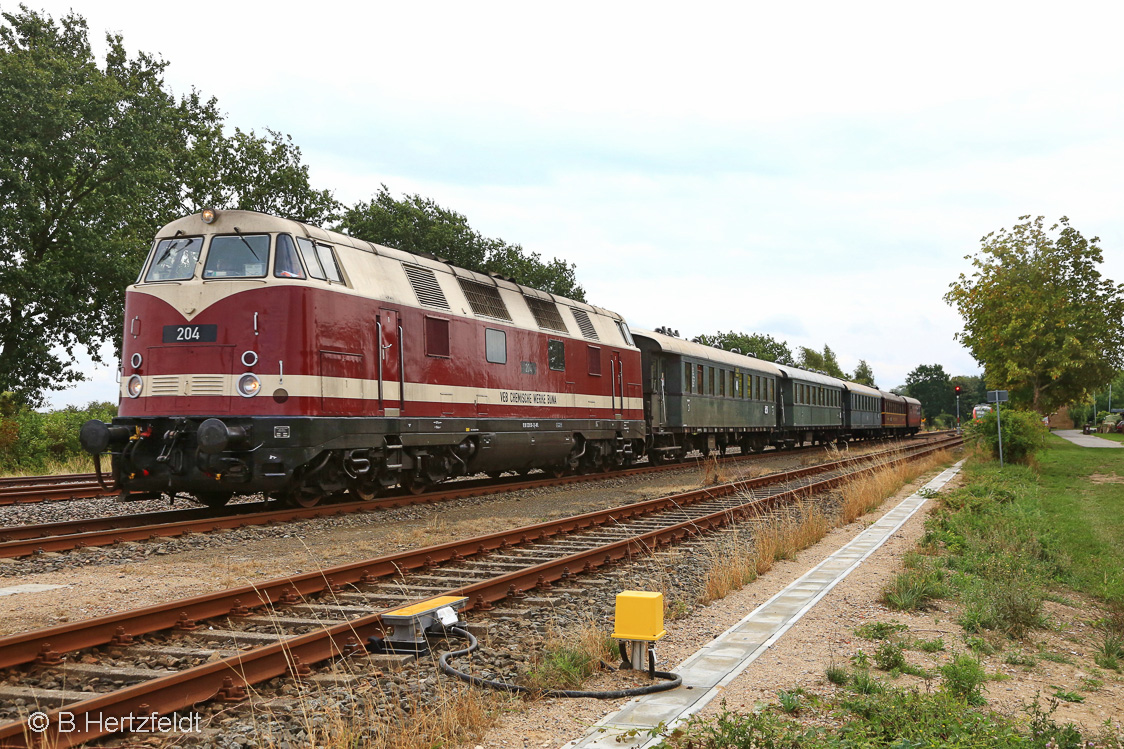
left=162, top=324, right=217, bottom=343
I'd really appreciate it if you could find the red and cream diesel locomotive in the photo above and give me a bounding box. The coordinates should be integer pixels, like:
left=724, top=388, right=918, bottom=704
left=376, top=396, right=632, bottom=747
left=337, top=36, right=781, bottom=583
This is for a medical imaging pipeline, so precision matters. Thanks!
left=79, top=210, right=646, bottom=507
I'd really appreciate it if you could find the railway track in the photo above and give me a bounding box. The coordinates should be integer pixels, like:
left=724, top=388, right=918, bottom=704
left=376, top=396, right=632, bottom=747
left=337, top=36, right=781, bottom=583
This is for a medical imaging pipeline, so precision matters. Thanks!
left=0, top=435, right=951, bottom=559
left=0, top=434, right=959, bottom=747
left=0, top=474, right=110, bottom=507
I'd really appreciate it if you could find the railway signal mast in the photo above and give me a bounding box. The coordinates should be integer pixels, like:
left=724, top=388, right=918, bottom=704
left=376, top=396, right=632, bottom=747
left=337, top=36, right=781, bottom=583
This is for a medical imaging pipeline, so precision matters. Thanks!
left=954, top=385, right=961, bottom=434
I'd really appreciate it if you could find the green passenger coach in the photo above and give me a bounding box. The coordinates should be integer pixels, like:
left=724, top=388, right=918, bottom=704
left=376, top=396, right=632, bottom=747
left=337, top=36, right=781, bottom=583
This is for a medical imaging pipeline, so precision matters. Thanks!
left=633, top=328, right=781, bottom=462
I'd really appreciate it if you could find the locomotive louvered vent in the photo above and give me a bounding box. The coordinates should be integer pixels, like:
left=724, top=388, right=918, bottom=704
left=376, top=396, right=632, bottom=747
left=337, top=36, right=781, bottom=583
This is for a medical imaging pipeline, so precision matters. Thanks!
left=524, top=295, right=567, bottom=332
left=403, top=264, right=450, bottom=310
left=457, top=279, right=512, bottom=321
left=189, top=375, right=224, bottom=396
left=570, top=308, right=599, bottom=340
left=151, top=375, right=180, bottom=396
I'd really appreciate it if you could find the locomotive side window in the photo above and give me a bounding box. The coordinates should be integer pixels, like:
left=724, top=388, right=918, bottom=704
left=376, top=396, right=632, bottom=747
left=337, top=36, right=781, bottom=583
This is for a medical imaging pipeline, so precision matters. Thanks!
left=548, top=339, right=565, bottom=371
left=587, top=345, right=602, bottom=376
left=202, top=234, right=269, bottom=279
left=296, top=237, right=326, bottom=280
left=425, top=317, right=451, bottom=358
left=274, top=234, right=306, bottom=279
left=316, top=244, right=343, bottom=283
left=145, top=236, right=203, bottom=281
left=485, top=328, right=507, bottom=364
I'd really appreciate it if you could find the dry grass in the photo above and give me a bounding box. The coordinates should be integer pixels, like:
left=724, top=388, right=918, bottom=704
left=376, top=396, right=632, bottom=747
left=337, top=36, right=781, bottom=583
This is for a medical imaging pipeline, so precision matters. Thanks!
left=699, top=500, right=830, bottom=604
left=700, top=455, right=734, bottom=486
left=696, top=450, right=953, bottom=606
left=839, top=449, right=952, bottom=525
left=248, top=677, right=505, bottom=749
left=524, top=618, right=616, bottom=691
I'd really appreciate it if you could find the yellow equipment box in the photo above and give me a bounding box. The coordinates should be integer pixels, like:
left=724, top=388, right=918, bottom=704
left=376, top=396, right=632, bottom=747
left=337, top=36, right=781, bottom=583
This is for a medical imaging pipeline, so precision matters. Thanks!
left=611, top=590, right=666, bottom=642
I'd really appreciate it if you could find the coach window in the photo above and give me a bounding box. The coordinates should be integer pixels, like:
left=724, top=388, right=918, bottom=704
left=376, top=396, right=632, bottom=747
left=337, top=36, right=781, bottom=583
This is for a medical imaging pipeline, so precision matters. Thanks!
left=296, top=237, right=326, bottom=280
left=697, top=365, right=703, bottom=394
left=145, top=236, right=203, bottom=281
left=485, top=328, right=507, bottom=364
left=684, top=362, right=692, bottom=392
left=587, top=345, right=601, bottom=376
left=202, top=234, right=269, bottom=278
left=769, top=379, right=775, bottom=401
left=719, top=370, right=726, bottom=397
left=548, top=339, right=565, bottom=371
left=274, top=234, right=306, bottom=279
left=425, top=317, right=451, bottom=358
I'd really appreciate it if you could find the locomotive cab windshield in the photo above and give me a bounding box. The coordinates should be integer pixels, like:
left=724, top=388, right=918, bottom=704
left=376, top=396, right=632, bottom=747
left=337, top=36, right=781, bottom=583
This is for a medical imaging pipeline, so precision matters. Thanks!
left=202, top=234, right=270, bottom=278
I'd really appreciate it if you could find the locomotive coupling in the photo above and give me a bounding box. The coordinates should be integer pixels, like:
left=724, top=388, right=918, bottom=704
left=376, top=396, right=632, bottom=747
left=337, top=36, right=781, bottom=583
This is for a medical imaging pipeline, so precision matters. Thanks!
left=79, top=420, right=132, bottom=455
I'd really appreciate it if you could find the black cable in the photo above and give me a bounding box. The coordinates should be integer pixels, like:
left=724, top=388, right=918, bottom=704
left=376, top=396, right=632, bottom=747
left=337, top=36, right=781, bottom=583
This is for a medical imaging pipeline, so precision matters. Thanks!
left=436, top=626, right=682, bottom=699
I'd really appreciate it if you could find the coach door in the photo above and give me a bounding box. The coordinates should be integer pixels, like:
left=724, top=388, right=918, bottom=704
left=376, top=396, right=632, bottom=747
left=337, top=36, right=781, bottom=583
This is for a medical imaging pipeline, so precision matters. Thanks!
left=378, top=308, right=403, bottom=416
left=610, top=351, right=623, bottom=419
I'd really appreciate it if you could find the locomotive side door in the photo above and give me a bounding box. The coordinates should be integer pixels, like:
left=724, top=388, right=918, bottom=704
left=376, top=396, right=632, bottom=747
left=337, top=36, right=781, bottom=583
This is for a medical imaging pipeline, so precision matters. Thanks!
left=610, top=351, right=623, bottom=419
left=378, top=308, right=402, bottom=416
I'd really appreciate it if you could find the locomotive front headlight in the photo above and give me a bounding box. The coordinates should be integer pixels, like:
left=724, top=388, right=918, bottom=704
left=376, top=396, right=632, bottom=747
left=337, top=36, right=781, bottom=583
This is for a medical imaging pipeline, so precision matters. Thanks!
left=237, top=373, right=261, bottom=398
left=201, top=207, right=217, bottom=224
left=126, top=374, right=143, bottom=398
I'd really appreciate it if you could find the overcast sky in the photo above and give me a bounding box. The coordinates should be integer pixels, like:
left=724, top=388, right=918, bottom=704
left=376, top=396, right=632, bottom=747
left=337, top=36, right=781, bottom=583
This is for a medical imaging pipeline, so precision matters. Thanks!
left=35, top=0, right=1124, bottom=408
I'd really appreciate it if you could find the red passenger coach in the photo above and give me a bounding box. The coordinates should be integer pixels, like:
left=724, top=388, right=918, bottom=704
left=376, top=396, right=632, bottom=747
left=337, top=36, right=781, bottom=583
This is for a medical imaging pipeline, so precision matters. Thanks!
left=81, top=210, right=645, bottom=507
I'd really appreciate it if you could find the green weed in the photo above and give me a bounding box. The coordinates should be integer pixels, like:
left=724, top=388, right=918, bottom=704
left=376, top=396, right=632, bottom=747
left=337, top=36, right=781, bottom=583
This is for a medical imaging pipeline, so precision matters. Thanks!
left=939, top=653, right=987, bottom=705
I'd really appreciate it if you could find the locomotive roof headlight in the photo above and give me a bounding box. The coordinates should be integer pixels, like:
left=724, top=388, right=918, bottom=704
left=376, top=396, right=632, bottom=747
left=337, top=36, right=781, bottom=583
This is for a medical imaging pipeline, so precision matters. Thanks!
left=237, top=373, right=261, bottom=398
left=241, top=350, right=259, bottom=367
left=126, top=374, right=143, bottom=398
left=130, top=353, right=142, bottom=369
left=201, top=208, right=217, bottom=224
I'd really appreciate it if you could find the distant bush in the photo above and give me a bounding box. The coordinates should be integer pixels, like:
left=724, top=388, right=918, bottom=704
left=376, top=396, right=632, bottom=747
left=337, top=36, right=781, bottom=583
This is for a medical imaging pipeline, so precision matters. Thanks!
left=964, top=408, right=1048, bottom=464
left=0, top=392, right=116, bottom=473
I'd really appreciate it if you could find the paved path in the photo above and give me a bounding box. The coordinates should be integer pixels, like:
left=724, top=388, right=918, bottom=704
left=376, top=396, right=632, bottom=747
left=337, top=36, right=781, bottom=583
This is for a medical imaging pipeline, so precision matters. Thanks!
left=1053, top=429, right=1123, bottom=448
left=563, top=461, right=965, bottom=749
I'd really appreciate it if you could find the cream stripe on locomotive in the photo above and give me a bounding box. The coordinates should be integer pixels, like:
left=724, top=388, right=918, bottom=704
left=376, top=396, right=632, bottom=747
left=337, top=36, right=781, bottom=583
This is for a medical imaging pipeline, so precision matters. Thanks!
left=123, top=374, right=643, bottom=412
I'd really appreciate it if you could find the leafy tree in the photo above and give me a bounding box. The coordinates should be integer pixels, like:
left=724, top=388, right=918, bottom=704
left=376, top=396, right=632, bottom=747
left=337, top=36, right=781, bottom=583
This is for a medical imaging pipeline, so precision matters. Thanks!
left=945, top=216, right=1124, bottom=413
left=851, top=360, right=876, bottom=387
left=692, top=331, right=794, bottom=365
left=797, top=344, right=845, bottom=378
left=905, top=364, right=954, bottom=419
left=179, top=121, right=339, bottom=225
left=339, top=185, right=584, bottom=300
left=0, top=8, right=338, bottom=406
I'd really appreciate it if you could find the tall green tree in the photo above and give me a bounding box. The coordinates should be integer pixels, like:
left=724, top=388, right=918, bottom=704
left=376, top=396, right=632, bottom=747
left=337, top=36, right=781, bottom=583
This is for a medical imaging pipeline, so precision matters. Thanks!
left=0, top=8, right=184, bottom=405
left=945, top=216, right=1124, bottom=413
left=905, top=363, right=953, bottom=419
left=0, top=8, right=337, bottom=406
left=797, top=344, right=845, bottom=378
left=692, top=331, right=794, bottom=364
left=851, top=360, right=876, bottom=387
left=339, top=185, right=584, bottom=300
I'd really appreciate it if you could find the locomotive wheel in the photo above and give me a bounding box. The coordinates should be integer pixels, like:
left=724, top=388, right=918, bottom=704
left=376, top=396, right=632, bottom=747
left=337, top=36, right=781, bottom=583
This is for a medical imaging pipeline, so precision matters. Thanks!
left=401, top=473, right=429, bottom=495
left=347, top=475, right=380, bottom=501
left=194, top=491, right=233, bottom=509
left=292, top=491, right=324, bottom=508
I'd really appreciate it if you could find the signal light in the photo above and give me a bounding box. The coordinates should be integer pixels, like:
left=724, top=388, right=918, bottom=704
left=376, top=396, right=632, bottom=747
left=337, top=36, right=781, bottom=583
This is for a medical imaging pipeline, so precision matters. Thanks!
left=955, top=386, right=961, bottom=394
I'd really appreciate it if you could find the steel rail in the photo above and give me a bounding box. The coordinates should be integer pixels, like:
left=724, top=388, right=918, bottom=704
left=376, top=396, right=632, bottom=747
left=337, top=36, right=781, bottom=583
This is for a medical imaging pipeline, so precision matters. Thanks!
left=0, top=434, right=957, bottom=742
left=0, top=433, right=951, bottom=507
left=0, top=436, right=959, bottom=668
left=0, top=435, right=948, bottom=558
left=0, top=436, right=959, bottom=748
